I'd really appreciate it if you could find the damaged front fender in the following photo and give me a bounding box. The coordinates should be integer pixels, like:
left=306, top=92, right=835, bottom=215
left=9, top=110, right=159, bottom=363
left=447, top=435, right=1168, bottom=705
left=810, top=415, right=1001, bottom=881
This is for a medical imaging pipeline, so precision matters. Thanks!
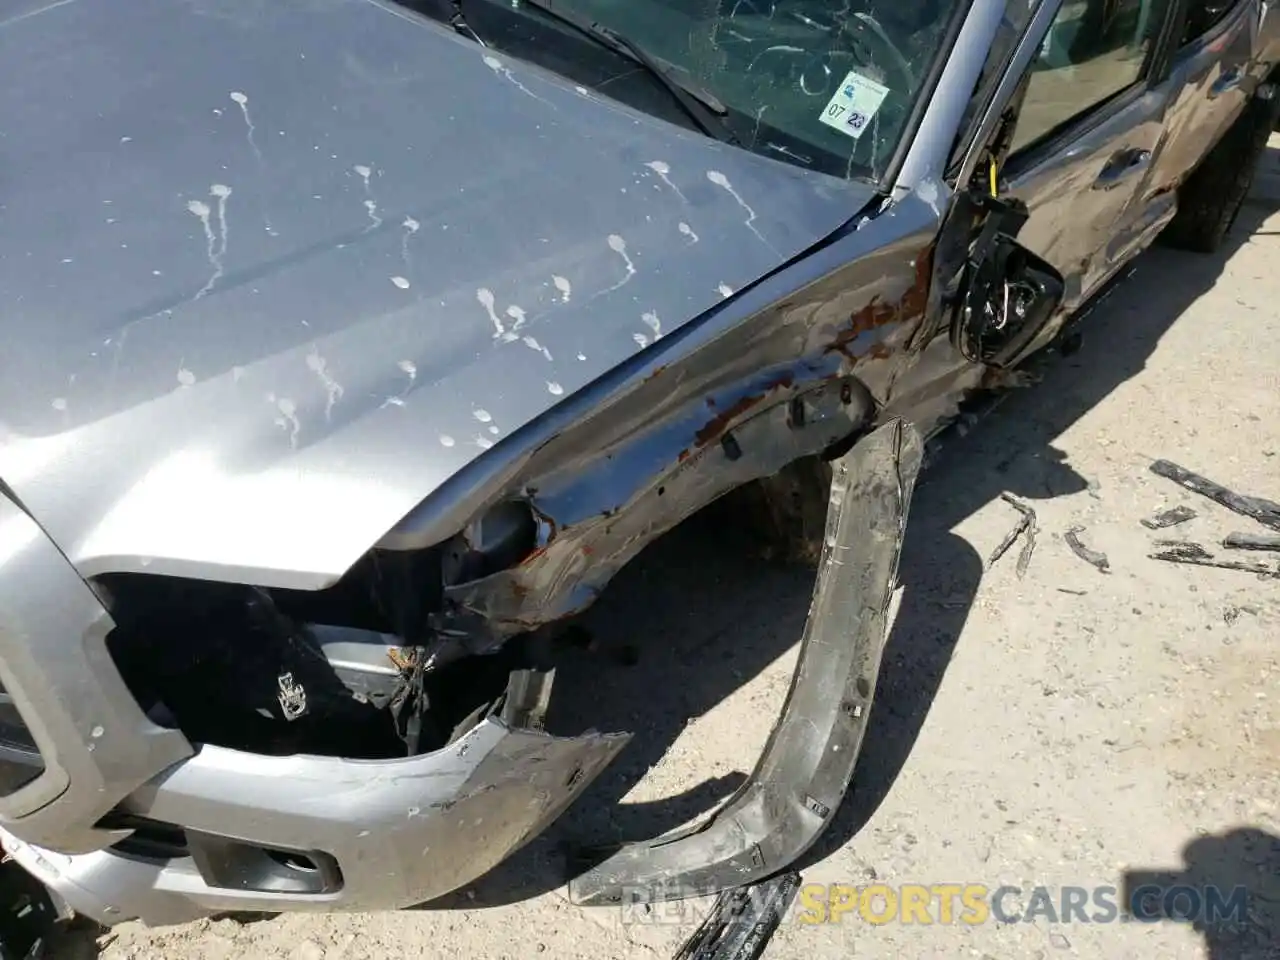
left=568, top=417, right=923, bottom=905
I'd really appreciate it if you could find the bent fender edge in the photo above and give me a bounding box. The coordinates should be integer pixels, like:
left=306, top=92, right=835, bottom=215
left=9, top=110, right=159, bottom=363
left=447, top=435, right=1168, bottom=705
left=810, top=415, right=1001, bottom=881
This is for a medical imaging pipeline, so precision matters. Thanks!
left=567, top=417, right=924, bottom=905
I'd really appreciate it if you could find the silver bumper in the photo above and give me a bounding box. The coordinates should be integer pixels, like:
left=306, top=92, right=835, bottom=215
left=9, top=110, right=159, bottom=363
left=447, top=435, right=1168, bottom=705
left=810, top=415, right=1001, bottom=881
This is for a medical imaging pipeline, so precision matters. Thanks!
left=1, top=720, right=627, bottom=925
left=0, top=492, right=629, bottom=926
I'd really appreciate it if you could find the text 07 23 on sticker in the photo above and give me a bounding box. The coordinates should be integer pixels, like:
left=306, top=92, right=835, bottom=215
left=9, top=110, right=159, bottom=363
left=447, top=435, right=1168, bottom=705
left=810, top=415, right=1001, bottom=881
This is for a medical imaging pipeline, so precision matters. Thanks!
left=819, top=71, right=890, bottom=140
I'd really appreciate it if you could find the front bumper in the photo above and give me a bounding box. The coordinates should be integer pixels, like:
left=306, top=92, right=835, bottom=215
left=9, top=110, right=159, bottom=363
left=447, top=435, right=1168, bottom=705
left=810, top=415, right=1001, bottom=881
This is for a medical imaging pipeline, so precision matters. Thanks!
left=0, top=417, right=920, bottom=926
left=1, top=721, right=627, bottom=925
left=0, top=490, right=629, bottom=925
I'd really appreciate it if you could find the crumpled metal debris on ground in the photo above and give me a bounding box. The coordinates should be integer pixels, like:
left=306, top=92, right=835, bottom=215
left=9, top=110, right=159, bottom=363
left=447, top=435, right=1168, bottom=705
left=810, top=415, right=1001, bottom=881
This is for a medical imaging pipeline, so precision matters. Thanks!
left=1064, top=525, right=1110, bottom=573
left=987, top=494, right=1038, bottom=577
left=1149, top=540, right=1280, bottom=578
left=672, top=872, right=800, bottom=960
left=1222, top=531, right=1280, bottom=552
left=1147, top=459, right=1280, bottom=578
left=1149, top=460, right=1280, bottom=531
left=1141, top=505, right=1197, bottom=530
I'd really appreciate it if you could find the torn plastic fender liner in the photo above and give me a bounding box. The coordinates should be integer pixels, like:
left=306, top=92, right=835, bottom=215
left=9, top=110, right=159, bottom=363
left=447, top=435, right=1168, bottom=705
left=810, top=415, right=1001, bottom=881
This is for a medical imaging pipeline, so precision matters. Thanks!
left=568, top=417, right=923, bottom=905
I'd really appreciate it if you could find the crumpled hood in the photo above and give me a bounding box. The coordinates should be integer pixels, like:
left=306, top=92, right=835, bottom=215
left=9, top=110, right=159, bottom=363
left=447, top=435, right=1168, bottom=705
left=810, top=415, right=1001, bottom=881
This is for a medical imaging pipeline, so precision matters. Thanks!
left=0, top=0, right=873, bottom=588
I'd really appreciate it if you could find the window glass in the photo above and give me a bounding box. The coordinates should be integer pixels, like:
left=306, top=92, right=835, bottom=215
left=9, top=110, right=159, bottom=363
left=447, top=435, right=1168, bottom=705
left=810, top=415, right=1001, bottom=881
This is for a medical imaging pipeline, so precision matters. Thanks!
left=1010, top=0, right=1169, bottom=153
left=448, top=0, right=973, bottom=182
left=1181, top=0, right=1237, bottom=45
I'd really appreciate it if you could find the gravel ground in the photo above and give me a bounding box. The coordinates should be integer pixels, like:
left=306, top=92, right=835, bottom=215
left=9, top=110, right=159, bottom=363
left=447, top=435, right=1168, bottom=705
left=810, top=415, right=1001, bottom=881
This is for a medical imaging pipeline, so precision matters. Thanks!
left=54, top=141, right=1280, bottom=960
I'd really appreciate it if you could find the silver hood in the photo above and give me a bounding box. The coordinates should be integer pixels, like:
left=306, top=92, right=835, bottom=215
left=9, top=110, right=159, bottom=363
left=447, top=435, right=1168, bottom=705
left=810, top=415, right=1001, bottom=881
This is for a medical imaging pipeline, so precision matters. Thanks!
left=0, top=0, right=874, bottom=588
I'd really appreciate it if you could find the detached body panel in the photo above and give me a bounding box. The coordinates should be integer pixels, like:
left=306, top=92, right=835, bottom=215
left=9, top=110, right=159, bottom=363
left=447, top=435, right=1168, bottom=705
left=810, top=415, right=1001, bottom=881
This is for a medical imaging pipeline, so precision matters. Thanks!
left=570, top=419, right=922, bottom=905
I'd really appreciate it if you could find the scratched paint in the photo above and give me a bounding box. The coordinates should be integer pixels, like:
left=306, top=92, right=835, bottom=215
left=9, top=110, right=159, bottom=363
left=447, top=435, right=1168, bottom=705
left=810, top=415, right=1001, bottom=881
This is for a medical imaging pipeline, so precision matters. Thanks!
left=644, top=161, right=687, bottom=203
left=522, top=336, right=553, bottom=361
left=603, top=234, right=636, bottom=293
left=186, top=182, right=232, bottom=300
left=353, top=165, right=381, bottom=230
left=228, top=91, right=262, bottom=161
left=916, top=178, right=943, bottom=217
left=267, top=393, right=300, bottom=447
left=552, top=275, right=572, bottom=302
left=401, top=216, right=420, bottom=270
left=305, top=347, right=344, bottom=420
left=476, top=288, right=511, bottom=339
left=706, top=170, right=770, bottom=248
left=482, top=54, right=553, bottom=107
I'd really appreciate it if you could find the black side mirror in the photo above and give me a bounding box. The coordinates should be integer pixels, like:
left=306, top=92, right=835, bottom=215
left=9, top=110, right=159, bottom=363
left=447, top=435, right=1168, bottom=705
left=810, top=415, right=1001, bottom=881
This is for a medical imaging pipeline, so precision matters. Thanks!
left=950, top=192, right=1065, bottom=368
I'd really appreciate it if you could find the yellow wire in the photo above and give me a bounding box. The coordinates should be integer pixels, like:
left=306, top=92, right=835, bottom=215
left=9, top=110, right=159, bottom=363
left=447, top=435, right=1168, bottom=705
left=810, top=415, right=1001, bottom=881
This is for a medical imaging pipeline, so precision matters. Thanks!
left=989, top=158, right=998, bottom=197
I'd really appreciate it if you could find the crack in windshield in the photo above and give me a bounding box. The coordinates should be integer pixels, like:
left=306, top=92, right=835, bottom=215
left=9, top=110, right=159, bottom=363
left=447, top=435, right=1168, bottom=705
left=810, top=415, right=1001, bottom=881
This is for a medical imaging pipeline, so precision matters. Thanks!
left=415, top=0, right=968, bottom=182
left=494, top=0, right=746, bottom=146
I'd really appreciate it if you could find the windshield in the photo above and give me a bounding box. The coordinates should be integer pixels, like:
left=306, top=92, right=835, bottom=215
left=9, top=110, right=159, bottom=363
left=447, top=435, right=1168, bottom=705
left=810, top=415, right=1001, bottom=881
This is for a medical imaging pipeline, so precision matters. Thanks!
left=445, top=0, right=968, bottom=182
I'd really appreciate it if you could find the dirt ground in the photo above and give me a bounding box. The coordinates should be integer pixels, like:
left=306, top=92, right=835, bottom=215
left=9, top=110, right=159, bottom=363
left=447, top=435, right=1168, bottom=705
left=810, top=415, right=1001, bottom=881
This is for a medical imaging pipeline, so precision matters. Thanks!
left=55, top=141, right=1280, bottom=960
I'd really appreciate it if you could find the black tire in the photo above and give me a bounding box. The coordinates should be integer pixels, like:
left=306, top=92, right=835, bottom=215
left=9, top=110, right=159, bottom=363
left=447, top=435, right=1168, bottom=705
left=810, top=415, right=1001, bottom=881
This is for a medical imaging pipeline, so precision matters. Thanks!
left=1161, top=90, right=1280, bottom=253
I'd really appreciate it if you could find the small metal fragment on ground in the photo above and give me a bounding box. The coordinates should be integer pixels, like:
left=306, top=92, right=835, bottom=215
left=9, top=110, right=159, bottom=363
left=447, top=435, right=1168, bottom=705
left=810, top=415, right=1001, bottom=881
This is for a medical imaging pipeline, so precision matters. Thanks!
left=1065, top=525, right=1110, bottom=573
left=673, top=872, right=801, bottom=960
left=1057, top=587, right=1087, bottom=596
left=1141, top=505, right=1197, bottom=530
left=988, top=493, right=1038, bottom=577
left=1151, top=539, right=1213, bottom=561
left=1224, top=604, right=1259, bottom=624
left=1149, top=460, right=1280, bottom=532
left=1149, top=541, right=1280, bottom=578
left=1222, top=531, right=1280, bottom=552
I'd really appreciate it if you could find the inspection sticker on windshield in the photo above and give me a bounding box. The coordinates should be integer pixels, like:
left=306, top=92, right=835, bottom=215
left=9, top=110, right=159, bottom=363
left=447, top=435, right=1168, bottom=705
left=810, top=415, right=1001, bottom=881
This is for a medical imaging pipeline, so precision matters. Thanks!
left=819, top=71, right=890, bottom=140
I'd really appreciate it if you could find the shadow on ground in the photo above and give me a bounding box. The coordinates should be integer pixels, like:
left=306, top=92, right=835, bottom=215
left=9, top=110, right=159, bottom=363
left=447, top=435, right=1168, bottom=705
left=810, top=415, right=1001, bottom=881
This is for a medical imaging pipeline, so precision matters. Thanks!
left=420, top=161, right=1280, bottom=911
left=1122, top=827, right=1280, bottom=959
left=45, top=911, right=278, bottom=960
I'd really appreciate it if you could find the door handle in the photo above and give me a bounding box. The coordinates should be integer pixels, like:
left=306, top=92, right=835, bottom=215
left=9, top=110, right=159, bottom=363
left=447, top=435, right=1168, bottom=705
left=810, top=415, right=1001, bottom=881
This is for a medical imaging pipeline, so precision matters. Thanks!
left=1093, top=147, right=1152, bottom=189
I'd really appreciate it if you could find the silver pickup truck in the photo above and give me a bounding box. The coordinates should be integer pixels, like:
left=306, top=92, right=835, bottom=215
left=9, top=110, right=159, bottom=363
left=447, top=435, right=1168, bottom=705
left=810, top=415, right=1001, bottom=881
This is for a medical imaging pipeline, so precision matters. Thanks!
left=1, top=0, right=1278, bottom=929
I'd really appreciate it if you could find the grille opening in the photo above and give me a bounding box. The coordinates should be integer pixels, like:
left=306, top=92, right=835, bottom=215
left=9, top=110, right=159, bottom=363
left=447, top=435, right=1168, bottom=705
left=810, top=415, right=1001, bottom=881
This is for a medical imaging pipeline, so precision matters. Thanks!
left=186, top=831, right=342, bottom=895
left=101, top=813, right=190, bottom=861
left=265, top=850, right=320, bottom=873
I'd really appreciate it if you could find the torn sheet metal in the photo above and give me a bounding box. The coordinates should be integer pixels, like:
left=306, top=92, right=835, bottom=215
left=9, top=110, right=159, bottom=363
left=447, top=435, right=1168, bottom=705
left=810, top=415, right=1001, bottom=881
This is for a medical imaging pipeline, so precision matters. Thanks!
left=987, top=493, right=1037, bottom=575
left=1140, top=505, right=1197, bottom=530
left=672, top=871, right=801, bottom=960
left=1149, top=460, right=1280, bottom=532
left=567, top=418, right=923, bottom=905
left=1149, top=540, right=1280, bottom=578
left=1222, top=531, right=1280, bottom=552
left=1064, top=525, right=1110, bottom=573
